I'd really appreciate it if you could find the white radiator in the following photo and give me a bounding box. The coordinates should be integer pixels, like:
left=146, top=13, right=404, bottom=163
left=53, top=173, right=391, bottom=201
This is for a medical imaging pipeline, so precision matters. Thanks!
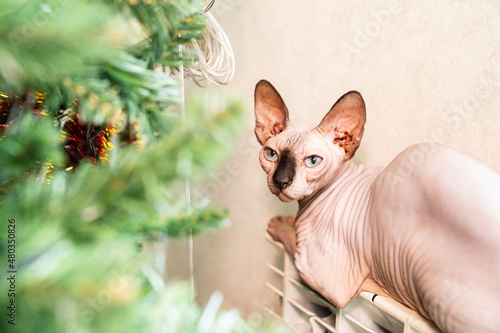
left=264, top=234, right=442, bottom=333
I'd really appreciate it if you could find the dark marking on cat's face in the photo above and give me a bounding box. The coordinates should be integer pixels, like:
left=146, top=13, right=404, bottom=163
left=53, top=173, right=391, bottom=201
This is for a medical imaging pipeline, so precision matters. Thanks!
left=273, top=150, right=295, bottom=189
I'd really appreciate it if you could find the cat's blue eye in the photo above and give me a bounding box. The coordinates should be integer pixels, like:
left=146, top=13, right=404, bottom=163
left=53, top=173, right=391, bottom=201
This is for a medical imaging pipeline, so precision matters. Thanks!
left=305, top=155, right=322, bottom=168
left=264, top=148, right=278, bottom=162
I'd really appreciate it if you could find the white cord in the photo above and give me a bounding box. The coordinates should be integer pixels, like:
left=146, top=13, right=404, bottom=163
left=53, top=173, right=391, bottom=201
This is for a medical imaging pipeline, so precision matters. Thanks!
left=183, top=12, right=235, bottom=87
left=177, top=1, right=232, bottom=306
left=180, top=44, right=186, bottom=122
left=179, top=40, right=195, bottom=306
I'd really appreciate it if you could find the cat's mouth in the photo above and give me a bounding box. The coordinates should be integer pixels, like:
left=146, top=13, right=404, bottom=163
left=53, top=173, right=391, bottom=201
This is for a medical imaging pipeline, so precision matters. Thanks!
left=276, top=190, right=295, bottom=202
left=268, top=180, right=297, bottom=202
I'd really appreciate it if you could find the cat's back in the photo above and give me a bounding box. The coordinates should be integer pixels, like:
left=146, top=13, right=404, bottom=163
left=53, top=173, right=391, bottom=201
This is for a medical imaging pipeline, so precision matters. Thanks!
left=373, top=142, right=500, bottom=242
left=371, top=142, right=500, bottom=332
left=376, top=142, right=500, bottom=202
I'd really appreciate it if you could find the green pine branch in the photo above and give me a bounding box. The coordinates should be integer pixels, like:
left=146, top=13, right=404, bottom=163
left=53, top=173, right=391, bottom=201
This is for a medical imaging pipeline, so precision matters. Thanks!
left=0, top=95, right=244, bottom=245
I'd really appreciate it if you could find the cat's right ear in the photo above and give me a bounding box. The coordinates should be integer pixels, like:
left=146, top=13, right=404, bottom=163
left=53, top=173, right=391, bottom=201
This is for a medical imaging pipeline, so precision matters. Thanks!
left=254, top=80, right=290, bottom=145
left=317, top=91, right=366, bottom=160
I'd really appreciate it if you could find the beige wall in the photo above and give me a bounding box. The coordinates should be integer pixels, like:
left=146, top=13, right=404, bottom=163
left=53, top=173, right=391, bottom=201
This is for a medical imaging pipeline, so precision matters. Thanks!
left=166, top=0, right=500, bottom=319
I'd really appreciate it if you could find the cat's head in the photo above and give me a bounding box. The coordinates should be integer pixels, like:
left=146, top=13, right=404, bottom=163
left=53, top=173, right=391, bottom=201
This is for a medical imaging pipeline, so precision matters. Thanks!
left=254, top=80, right=366, bottom=202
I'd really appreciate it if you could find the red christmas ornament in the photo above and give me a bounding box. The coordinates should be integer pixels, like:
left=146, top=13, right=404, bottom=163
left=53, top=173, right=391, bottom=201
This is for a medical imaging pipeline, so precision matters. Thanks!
left=62, top=113, right=116, bottom=169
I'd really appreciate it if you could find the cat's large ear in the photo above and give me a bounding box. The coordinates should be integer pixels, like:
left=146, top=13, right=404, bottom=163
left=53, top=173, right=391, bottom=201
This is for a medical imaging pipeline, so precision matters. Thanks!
left=254, top=80, right=290, bottom=145
left=317, top=91, right=366, bottom=159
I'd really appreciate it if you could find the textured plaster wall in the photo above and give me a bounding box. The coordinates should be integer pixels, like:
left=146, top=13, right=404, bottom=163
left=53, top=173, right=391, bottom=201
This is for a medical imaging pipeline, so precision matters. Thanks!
left=166, top=0, right=500, bottom=318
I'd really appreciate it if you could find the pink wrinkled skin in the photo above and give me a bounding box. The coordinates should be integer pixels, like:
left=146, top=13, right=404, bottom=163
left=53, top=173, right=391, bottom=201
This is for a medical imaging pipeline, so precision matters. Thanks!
left=255, top=80, right=500, bottom=333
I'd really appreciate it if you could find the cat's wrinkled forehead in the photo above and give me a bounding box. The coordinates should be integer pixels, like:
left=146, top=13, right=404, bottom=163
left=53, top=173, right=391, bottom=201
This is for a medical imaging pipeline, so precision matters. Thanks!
left=270, top=124, right=317, bottom=149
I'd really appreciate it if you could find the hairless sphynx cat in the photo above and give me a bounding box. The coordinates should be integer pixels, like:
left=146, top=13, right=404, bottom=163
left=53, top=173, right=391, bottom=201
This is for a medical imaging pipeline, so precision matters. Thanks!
left=254, top=80, right=500, bottom=333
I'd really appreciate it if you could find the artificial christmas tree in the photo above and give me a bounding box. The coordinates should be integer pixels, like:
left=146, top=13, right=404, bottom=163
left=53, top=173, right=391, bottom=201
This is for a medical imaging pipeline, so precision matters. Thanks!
left=0, top=1, right=286, bottom=332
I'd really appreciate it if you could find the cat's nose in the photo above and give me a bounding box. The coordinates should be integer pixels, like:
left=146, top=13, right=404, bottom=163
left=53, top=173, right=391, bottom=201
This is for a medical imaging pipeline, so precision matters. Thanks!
left=273, top=173, right=292, bottom=189
left=272, top=150, right=295, bottom=190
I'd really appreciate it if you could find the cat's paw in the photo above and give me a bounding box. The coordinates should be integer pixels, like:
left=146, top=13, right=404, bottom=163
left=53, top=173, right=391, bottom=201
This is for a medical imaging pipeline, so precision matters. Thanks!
left=267, top=215, right=295, bottom=243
